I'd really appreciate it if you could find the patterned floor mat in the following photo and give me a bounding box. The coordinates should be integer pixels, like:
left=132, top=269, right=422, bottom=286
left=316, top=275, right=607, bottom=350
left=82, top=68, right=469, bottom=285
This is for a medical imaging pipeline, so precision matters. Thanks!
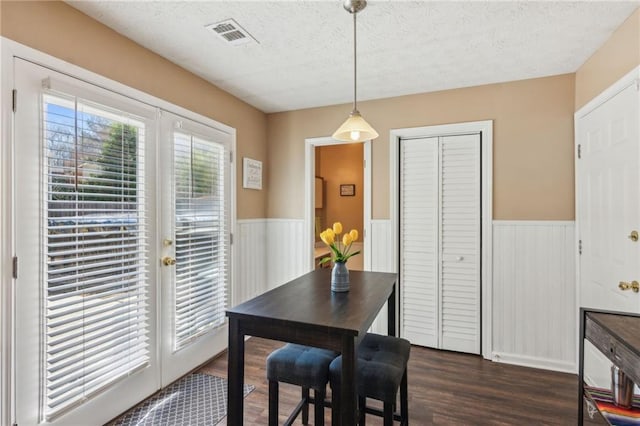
left=109, top=373, right=254, bottom=426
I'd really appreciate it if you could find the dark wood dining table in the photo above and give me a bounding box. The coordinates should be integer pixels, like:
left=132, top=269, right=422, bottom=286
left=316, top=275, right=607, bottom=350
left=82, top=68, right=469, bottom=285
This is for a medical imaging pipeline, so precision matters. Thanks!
left=226, top=268, right=397, bottom=425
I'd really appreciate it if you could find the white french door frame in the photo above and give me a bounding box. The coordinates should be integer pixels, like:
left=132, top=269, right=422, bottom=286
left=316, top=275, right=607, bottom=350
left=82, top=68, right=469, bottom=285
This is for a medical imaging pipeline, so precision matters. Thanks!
left=1, top=37, right=236, bottom=426
left=389, top=121, right=493, bottom=359
left=0, top=37, right=15, bottom=426
left=304, top=137, right=372, bottom=272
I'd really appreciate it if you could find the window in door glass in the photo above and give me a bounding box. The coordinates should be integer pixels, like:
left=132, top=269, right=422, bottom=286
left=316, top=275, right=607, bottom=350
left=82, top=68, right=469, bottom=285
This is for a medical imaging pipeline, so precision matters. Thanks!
left=43, top=92, right=149, bottom=419
left=173, top=131, right=227, bottom=351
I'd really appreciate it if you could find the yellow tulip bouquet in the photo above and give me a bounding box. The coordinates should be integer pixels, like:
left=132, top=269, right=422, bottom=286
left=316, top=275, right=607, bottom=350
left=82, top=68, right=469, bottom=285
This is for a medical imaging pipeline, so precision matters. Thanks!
left=319, top=222, right=360, bottom=265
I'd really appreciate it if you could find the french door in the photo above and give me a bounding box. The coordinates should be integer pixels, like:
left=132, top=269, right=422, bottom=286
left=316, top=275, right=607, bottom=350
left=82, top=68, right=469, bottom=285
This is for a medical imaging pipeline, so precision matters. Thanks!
left=159, top=112, right=231, bottom=384
left=12, top=58, right=232, bottom=425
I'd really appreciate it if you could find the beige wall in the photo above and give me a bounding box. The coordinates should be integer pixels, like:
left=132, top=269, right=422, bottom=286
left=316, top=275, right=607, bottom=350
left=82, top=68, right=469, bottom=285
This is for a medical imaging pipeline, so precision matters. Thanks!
left=1, top=1, right=268, bottom=219
left=268, top=74, right=576, bottom=220
left=575, top=7, right=640, bottom=110
left=6, top=1, right=633, bottom=222
left=317, top=144, right=364, bottom=236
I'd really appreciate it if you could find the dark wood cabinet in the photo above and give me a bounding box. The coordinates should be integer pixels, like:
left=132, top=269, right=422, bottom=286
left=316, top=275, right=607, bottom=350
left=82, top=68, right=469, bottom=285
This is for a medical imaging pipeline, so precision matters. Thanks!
left=579, top=308, right=640, bottom=425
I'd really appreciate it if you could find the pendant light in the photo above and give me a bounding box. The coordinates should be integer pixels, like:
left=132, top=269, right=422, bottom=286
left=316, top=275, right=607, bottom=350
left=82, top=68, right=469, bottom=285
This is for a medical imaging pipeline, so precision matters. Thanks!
left=332, top=0, right=379, bottom=142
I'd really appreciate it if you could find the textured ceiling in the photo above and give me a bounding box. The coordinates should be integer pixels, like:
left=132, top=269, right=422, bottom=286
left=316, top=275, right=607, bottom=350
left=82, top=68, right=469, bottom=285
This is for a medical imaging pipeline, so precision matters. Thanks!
left=66, top=1, right=640, bottom=113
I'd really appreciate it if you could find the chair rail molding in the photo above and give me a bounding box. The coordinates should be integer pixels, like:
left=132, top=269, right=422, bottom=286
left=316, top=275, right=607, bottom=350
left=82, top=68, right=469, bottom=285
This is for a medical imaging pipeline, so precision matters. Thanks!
left=492, top=220, right=576, bottom=373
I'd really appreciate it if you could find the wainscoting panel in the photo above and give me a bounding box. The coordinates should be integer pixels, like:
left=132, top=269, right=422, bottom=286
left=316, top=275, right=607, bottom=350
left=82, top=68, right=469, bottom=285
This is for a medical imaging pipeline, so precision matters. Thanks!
left=370, top=220, right=394, bottom=335
left=266, top=219, right=310, bottom=290
left=234, top=219, right=267, bottom=306
left=370, top=220, right=394, bottom=273
left=492, top=221, right=576, bottom=373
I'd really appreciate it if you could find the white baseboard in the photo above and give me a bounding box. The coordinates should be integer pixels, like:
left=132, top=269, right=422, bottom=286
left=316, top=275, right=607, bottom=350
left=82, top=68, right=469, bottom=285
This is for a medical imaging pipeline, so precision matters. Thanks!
left=491, top=352, right=576, bottom=374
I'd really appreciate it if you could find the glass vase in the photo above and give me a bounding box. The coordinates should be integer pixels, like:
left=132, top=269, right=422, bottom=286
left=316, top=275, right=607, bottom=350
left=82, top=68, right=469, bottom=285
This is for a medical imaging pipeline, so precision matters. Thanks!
left=331, top=261, right=350, bottom=292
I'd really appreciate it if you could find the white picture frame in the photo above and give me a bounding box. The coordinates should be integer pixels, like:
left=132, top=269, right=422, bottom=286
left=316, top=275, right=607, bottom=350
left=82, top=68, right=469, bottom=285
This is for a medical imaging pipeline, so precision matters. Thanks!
left=243, top=157, right=262, bottom=190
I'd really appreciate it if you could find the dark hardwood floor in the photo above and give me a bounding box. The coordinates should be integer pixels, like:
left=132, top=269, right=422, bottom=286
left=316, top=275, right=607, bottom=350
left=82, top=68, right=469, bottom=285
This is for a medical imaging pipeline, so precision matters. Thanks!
left=199, top=337, right=579, bottom=425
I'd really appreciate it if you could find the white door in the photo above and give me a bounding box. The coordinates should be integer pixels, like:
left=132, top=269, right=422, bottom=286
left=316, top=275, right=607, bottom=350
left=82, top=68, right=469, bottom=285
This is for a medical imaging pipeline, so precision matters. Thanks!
left=577, top=83, right=640, bottom=313
left=400, top=137, right=439, bottom=347
left=577, top=81, right=640, bottom=387
left=400, top=134, right=481, bottom=354
left=13, top=59, right=159, bottom=425
left=439, top=134, right=481, bottom=353
left=159, top=112, right=231, bottom=385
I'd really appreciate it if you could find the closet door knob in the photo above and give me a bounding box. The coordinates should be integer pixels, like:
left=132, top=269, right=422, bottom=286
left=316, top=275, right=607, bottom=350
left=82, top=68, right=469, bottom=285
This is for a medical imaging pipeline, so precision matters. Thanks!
left=457, top=256, right=464, bottom=261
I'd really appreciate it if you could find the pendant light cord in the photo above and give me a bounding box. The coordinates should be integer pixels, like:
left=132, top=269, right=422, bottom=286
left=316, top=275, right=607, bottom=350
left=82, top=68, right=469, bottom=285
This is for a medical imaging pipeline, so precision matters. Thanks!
left=353, top=10, right=358, bottom=113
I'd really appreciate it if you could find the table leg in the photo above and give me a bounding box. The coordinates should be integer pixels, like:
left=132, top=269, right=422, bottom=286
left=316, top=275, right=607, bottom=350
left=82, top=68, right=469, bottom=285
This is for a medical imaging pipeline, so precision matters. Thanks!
left=388, top=283, right=396, bottom=337
left=340, top=335, right=357, bottom=426
left=227, top=317, right=245, bottom=425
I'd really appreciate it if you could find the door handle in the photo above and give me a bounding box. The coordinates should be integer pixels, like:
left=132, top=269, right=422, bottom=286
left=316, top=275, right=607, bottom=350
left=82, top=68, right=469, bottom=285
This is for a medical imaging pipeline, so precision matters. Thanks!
left=629, top=231, right=639, bottom=242
left=618, top=281, right=639, bottom=293
left=162, top=256, right=177, bottom=266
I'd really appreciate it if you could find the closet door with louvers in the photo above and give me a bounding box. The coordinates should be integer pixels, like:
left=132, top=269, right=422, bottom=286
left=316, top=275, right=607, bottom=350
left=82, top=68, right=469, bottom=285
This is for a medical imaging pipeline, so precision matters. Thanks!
left=400, top=137, right=439, bottom=347
left=400, top=133, right=480, bottom=355
left=440, top=134, right=480, bottom=354
left=159, top=112, right=231, bottom=385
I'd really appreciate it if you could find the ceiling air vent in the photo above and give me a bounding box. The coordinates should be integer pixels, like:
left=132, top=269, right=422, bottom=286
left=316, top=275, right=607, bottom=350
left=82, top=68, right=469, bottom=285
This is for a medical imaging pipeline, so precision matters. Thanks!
left=205, top=19, right=258, bottom=46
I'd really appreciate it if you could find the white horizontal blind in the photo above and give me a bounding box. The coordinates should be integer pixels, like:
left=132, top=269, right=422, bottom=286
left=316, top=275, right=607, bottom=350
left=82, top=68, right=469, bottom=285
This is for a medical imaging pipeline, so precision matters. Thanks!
left=400, top=137, right=439, bottom=347
left=43, top=92, right=149, bottom=418
left=440, top=134, right=480, bottom=354
left=173, top=131, right=228, bottom=351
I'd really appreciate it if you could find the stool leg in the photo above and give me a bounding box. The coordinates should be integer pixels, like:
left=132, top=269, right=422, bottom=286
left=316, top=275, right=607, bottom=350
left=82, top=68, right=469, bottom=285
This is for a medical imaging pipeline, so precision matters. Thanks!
left=401, top=369, right=409, bottom=425
left=331, top=385, right=340, bottom=426
left=358, top=396, right=366, bottom=425
left=383, top=402, right=393, bottom=426
left=314, top=388, right=325, bottom=426
left=269, top=380, right=278, bottom=426
left=302, top=387, right=310, bottom=425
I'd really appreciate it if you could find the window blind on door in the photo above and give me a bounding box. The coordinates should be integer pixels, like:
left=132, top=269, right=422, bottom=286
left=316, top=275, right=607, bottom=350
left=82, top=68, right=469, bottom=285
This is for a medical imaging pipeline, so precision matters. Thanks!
left=43, top=92, right=149, bottom=418
left=173, top=131, right=228, bottom=351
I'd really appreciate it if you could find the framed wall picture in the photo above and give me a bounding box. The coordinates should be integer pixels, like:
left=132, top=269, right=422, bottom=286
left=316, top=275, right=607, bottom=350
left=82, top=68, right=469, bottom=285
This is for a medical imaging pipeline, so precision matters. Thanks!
left=340, top=184, right=355, bottom=196
left=243, top=157, right=263, bottom=190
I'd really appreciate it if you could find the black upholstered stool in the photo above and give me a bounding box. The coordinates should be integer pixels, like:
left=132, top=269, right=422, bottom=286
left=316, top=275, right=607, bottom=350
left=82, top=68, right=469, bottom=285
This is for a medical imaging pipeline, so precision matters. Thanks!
left=330, top=333, right=411, bottom=426
left=266, top=344, right=338, bottom=425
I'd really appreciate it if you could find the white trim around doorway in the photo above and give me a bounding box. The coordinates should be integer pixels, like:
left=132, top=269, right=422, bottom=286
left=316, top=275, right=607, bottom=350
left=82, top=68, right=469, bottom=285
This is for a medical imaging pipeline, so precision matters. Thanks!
left=389, top=121, right=493, bottom=359
left=304, top=137, right=372, bottom=272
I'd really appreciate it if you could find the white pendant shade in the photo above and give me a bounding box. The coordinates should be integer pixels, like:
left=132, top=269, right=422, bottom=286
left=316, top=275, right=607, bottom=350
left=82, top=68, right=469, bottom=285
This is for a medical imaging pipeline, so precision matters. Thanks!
left=333, top=1, right=378, bottom=143
left=332, top=111, right=379, bottom=142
